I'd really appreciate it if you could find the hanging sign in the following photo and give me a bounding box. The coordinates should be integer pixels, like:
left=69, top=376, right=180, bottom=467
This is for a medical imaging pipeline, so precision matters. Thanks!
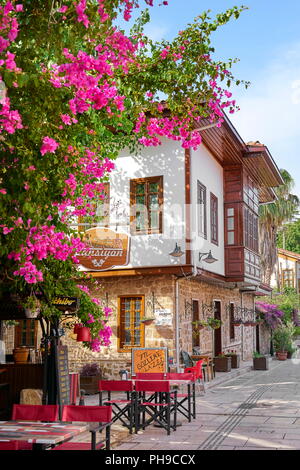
left=77, top=228, right=130, bottom=271
left=132, top=347, right=168, bottom=374
left=51, top=296, right=79, bottom=312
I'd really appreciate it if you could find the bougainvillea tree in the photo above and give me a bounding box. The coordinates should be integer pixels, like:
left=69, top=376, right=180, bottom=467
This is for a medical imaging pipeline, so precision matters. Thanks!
left=0, top=0, right=248, bottom=350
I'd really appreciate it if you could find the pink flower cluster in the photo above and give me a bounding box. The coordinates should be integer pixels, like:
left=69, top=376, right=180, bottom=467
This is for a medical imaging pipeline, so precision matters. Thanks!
left=40, top=136, right=60, bottom=156
left=10, top=224, right=87, bottom=283
left=0, top=2, right=23, bottom=135
left=90, top=324, right=112, bottom=352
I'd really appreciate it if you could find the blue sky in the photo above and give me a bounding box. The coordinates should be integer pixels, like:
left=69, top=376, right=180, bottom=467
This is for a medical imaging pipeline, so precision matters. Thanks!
left=124, top=0, right=300, bottom=198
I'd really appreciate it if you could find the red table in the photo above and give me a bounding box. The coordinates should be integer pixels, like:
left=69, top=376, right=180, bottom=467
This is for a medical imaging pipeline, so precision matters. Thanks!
left=0, top=420, right=88, bottom=450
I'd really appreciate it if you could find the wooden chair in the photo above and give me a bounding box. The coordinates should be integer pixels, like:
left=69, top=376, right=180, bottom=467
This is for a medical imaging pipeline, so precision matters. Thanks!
left=54, top=405, right=112, bottom=450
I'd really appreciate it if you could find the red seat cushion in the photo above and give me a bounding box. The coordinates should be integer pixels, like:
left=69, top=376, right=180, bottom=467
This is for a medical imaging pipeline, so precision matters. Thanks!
left=104, top=400, right=131, bottom=404
left=17, top=442, right=33, bottom=450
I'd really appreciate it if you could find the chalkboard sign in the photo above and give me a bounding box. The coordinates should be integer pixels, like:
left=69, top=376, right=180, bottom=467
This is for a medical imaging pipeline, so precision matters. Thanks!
left=55, top=344, right=70, bottom=407
left=132, top=347, right=168, bottom=374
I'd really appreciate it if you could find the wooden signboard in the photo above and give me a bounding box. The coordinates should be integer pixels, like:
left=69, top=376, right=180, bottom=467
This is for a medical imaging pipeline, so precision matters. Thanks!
left=51, top=296, right=79, bottom=312
left=131, top=347, right=168, bottom=374
left=77, top=227, right=130, bottom=271
left=55, top=344, right=70, bottom=408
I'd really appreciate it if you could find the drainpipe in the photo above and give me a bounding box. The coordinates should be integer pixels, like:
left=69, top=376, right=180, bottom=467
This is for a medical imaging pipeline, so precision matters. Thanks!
left=241, top=291, right=244, bottom=361
left=174, top=261, right=197, bottom=372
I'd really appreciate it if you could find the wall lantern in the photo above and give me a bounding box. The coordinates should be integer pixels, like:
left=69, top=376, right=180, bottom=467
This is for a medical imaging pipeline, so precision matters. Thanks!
left=199, top=250, right=218, bottom=264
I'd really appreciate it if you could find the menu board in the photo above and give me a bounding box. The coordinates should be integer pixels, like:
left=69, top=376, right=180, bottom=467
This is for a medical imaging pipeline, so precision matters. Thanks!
left=132, top=348, right=168, bottom=374
left=56, top=344, right=70, bottom=406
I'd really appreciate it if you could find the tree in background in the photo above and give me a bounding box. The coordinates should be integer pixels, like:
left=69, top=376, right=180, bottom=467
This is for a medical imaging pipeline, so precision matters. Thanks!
left=277, top=218, right=300, bottom=254
left=0, top=1, right=248, bottom=349
left=259, top=169, right=299, bottom=285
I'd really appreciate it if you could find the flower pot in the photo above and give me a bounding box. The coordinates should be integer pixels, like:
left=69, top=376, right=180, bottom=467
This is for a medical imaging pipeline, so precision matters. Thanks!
left=276, top=351, right=288, bottom=361
left=141, top=319, right=154, bottom=326
left=226, top=354, right=240, bottom=368
left=25, top=308, right=40, bottom=319
left=214, top=356, right=231, bottom=372
left=73, top=323, right=83, bottom=334
left=80, top=375, right=102, bottom=395
left=233, top=323, right=242, bottom=327
left=253, top=357, right=269, bottom=370
left=13, top=347, right=29, bottom=363
left=76, top=327, right=91, bottom=342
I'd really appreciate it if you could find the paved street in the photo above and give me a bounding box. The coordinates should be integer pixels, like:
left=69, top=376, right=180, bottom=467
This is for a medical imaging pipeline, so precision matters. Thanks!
left=114, top=359, right=300, bottom=451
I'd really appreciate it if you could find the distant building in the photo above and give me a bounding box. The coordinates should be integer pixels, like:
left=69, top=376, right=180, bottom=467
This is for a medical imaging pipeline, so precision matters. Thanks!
left=271, top=248, right=300, bottom=292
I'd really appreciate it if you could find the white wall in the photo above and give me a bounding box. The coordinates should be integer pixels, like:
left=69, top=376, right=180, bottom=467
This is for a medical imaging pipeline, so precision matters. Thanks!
left=190, top=144, right=225, bottom=276
left=109, top=138, right=186, bottom=268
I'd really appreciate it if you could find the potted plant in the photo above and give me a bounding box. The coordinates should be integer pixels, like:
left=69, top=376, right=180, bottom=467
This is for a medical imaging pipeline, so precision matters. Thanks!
left=22, top=295, right=41, bottom=318
left=192, top=320, right=208, bottom=331
left=207, top=317, right=222, bottom=330
left=232, top=318, right=243, bottom=327
left=140, top=317, right=155, bottom=326
left=80, top=362, right=102, bottom=395
left=273, top=326, right=292, bottom=361
left=214, top=353, right=231, bottom=372
left=253, top=351, right=269, bottom=370
left=225, top=350, right=240, bottom=368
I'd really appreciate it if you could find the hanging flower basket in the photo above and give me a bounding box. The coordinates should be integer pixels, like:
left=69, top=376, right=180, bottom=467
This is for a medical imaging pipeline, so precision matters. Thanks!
left=141, top=318, right=155, bottom=326
left=22, top=296, right=41, bottom=319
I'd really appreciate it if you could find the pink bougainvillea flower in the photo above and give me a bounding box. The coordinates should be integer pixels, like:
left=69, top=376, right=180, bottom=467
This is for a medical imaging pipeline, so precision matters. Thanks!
left=40, top=136, right=59, bottom=155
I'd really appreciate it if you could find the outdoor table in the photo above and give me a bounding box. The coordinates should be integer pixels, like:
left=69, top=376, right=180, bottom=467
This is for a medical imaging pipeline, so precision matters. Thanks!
left=0, top=420, right=88, bottom=450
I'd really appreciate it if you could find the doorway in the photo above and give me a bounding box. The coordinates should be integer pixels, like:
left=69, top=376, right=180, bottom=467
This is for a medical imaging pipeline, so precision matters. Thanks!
left=214, top=301, right=222, bottom=356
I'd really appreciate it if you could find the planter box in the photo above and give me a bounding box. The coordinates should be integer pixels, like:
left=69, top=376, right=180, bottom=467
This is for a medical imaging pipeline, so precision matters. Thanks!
left=80, top=375, right=102, bottom=395
left=226, top=354, right=240, bottom=368
left=214, top=356, right=231, bottom=372
left=253, top=357, right=269, bottom=370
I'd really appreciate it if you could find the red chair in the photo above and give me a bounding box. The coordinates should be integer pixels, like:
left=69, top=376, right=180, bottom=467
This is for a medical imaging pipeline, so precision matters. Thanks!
left=12, top=404, right=59, bottom=422
left=167, top=372, right=195, bottom=422
left=98, top=380, right=135, bottom=434
left=54, top=405, right=112, bottom=450
left=135, top=380, right=177, bottom=435
left=0, top=440, right=19, bottom=450
left=11, top=404, right=59, bottom=450
left=135, top=373, right=166, bottom=380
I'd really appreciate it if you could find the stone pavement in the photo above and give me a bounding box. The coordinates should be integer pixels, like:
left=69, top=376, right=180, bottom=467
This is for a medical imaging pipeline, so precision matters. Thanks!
left=67, top=358, right=300, bottom=450
left=114, top=358, right=300, bottom=450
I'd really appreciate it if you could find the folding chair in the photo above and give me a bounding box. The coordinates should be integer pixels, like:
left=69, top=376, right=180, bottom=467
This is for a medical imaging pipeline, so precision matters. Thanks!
left=11, top=404, right=59, bottom=450
left=98, top=380, right=135, bottom=434
left=135, top=373, right=166, bottom=380
left=135, top=380, right=177, bottom=435
left=12, top=404, right=59, bottom=422
left=0, top=440, right=19, bottom=450
left=167, top=372, right=195, bottom=422
left=54, top=405, right=112, bottom=450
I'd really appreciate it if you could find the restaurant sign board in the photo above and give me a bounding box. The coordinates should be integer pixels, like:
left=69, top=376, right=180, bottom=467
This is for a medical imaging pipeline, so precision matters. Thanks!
left=77, top=228, right=130, bottom=271
left=55, top=344, right=70, bottom=412
left=131, top=347, right=168, bottom=374
left=51, top=296, right=79, bottom=312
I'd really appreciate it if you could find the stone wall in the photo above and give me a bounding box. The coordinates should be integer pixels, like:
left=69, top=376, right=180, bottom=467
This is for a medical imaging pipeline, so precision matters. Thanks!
left=61, top=274, right=257, bottom=378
